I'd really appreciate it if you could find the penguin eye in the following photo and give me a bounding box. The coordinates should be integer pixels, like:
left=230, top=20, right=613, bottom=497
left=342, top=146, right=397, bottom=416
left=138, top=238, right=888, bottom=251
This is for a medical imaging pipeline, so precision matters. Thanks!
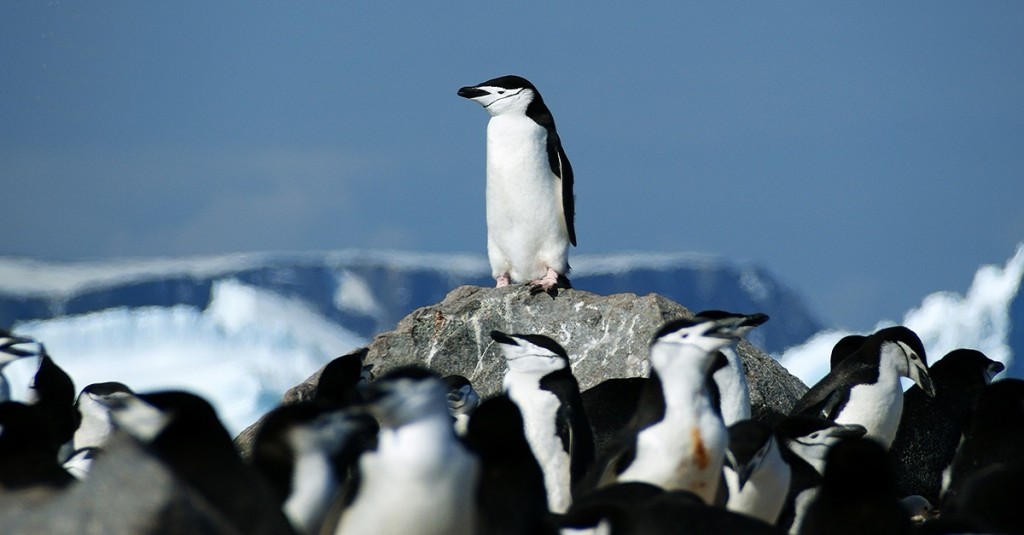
left=809, top=433, right=820, bottom=439
left=910, top=354, right=919, bottom=361
left=497, top=90, right=506, bottom=94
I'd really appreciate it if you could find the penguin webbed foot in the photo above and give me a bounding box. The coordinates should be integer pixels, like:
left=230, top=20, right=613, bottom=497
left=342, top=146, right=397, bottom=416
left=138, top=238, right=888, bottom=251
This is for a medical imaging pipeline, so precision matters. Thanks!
left=528, top=269, right=571, bottom=296
left=495, top=274, right=512, bottom=288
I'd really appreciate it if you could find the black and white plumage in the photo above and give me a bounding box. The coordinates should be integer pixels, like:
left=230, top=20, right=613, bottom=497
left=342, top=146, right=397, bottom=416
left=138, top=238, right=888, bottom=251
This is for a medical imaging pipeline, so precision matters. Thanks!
left=588, top=313, right=768, bottom=505
left=465, top=394, right=555, bottom=535
left=333, top=367, right=478, bottom=535
left=458, top=75, right=576, bottom=293
left=889, top=349, right=1004, bottom=503
left=251, top=402, right=377, bottom=535
left=723, top=419, right=790, bottom=525
left=442, top=374, right=480, bottom=436
left=790, top=326, right=935, bottom=449
left=773, top=415, right=867, bottom=533
left=492, top=330, right=593, bottom=514
left=695, top=310, right=769, bottom=426
left=62, top=381, right=133, bottom=480
left=800, top=437, right=912, bottom=535
left=108, top=390, right=296, bottom=535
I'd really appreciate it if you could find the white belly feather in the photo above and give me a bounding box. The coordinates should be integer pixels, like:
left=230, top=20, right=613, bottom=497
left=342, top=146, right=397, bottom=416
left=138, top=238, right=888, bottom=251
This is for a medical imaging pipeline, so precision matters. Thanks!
left=486, top=115, right=569, bottom=281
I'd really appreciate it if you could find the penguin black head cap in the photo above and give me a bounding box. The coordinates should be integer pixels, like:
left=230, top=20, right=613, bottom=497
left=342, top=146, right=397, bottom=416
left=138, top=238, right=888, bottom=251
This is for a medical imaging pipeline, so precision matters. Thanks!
left=490, top=330, right=569, bottom=360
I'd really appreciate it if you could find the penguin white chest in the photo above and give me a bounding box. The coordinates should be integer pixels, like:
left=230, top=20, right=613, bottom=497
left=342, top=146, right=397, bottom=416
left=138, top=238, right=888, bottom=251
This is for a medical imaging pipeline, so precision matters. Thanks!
left=505, top=374, right=573, bottom=513
left=833, top=367, right=904, bottom=448
left=485, top=115, right=568, bottom=281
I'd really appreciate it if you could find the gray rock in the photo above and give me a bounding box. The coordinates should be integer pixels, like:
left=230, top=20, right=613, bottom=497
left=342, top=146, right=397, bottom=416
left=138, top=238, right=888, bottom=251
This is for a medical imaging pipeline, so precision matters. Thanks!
left=236, top=285, right=808, bottom=456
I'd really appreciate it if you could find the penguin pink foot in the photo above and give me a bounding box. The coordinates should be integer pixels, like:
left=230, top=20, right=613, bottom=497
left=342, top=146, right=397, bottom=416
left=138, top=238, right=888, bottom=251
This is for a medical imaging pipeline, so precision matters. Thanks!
left=528, top=268, right=569, bottom=295
left=495, top=274, right=512, bottom=288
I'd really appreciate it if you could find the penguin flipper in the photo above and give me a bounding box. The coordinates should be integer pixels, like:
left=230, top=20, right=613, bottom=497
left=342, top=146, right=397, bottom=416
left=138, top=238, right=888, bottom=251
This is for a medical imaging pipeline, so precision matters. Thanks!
left=789, top=366, right=859, bottom=418
left=545, top=130, right=576, bottom=248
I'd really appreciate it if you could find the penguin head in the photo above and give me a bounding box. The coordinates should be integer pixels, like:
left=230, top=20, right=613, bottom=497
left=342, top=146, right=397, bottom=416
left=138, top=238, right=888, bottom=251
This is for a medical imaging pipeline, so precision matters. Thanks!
left=649, top=313, right=767, bottom=369
left=106, top=392, right=172, bottom=443
left=458, top=75, right=540, bottom=117
left=725, top=420, right=775, bottom=490
left=776, top=415, right=866, bottom=471
left=491, top=330, right=570, bottom=378
left=441, top=375, right=480, bottom=418
left=363, top=366, right=449, bottom=428
left=829, top=334, right=868, bottom=370
left=693, top=310, right=770, bottom=339
left=875, top=326, right=935, bottom=397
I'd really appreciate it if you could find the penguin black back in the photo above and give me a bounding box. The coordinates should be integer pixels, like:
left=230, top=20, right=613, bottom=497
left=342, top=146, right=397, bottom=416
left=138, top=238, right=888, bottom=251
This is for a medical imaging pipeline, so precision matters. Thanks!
left=466, top=395, right=554, bottom=535
left=888, top=349, right=1004, bottom=503
left=0, top=401, right=75, bottom=489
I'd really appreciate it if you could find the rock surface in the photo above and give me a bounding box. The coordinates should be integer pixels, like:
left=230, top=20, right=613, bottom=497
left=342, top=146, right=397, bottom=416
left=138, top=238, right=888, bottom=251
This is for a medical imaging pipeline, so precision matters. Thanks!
left=237, top=285, right=808, bottom=455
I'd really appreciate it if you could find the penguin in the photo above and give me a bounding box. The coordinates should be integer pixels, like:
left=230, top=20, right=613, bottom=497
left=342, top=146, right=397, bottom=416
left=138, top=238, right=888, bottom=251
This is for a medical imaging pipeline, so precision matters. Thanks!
left=800, top=437, right=912, bottom=535
left=332, top=366, right=478, bottom=535
left=941, top=378, right=1024, bottom=506
left=314, top=347, right=371, bottom=409
left=773, top=415, right=867, bottom=534
left=464, top=394, right=555, bottom=535
left=250, top=402, right=378, bottom=535
left=56, top=381, right=134, bottom=480
left=442, top=374, right=480, bottom=436
left=108, top=390, right=297, bottom=535
left=889, top=349, right=1004, bottom=503
left=723, top=419, right=791, bottom=525
left=0, top=329, right=37, bottom=402
left=492, top=330, right=594, bottom=514
left=695, top=309, right=769, bottom=426
left=458, top=75, right=576, bottom=293
left=586, top=313, right=768, bottom=505
left=560, top=481, right=783, bottom=534
left=72, top=381, right=133, bottom=451
left=0, top=400, right=75, bottom=489
left=790, top=326, right=935, bottom=449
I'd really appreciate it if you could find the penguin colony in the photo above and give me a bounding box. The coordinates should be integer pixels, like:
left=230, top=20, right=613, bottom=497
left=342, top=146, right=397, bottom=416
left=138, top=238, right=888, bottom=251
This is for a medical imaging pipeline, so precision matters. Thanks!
left=0, top=76, right=1021, bottom=535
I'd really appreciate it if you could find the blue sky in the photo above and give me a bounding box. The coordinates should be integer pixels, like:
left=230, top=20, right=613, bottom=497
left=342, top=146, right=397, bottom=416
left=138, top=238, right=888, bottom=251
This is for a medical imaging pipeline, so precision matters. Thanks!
left=3, top=2, right=1022, bottom=331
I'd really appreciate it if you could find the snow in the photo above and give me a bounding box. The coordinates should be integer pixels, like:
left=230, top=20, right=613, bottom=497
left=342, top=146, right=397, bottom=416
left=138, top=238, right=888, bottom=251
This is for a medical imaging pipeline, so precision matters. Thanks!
left=7, top=280, right=365, bottom=434
left=779, top=243, right=1024, bottom=388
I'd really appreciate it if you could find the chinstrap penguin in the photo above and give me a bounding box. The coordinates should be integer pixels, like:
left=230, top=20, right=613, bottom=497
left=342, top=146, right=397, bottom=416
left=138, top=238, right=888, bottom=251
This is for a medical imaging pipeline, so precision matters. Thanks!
left=458, top=75, right=576, bottom=294
left=695, top=310, right=770, bottom=426
left=888, top=349, right=1004, bottom=504
left=586, top=313, right=767, bottom=505
left=492, top=330, right=594, bottom=514
left=332, top=366, right=478, bottom=535
left=442, top=374, right=480, bottom=436
left=723, top=419, right=791, bottom=525
left=790, top=326, right=934, bottom=449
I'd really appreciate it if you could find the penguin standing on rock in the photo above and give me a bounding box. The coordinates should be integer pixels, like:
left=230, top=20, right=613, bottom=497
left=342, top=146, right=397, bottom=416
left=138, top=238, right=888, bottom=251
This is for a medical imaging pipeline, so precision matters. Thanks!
left=790, top=326, right=935, bottom=449
left=458, top=75, right=576, bottom=294
left=492, top=330, right=593, bottom=514
left=586, top=312, right=768, bottom=505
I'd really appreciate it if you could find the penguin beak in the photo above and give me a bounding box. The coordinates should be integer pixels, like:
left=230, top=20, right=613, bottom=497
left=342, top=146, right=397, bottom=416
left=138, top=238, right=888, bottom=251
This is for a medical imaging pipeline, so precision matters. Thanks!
left=458, top=86, right=488, bottom=99
left=831, top=424, right=867, bottom=439
left=985, top=361, right=1005, bottom=384
left=737, top=465, right=755, bottom=491
left=740, top=313, right=770, bottom=328
left=915, top=370, right=937, bottom=398
left=0, top=335, right=39, bottom=358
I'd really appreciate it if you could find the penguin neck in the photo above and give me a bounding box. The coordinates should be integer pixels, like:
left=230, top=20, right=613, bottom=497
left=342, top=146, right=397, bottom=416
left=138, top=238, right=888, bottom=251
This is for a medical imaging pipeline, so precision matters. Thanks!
left=649, top=344, right=718, bottom=411
left=284, top=441, right=336, bottom=534
left=378, top=412, right=459, bottom=462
